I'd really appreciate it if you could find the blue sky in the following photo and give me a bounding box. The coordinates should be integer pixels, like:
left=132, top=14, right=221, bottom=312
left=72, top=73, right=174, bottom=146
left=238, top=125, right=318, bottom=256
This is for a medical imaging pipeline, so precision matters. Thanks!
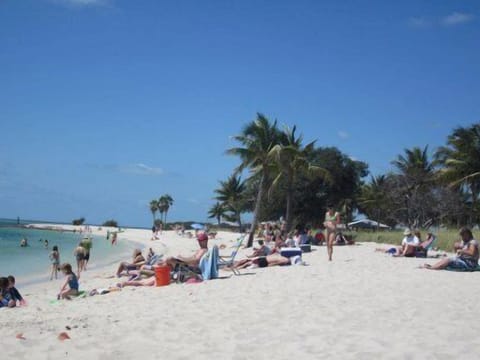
left=0, top=0, right=479, bottom=227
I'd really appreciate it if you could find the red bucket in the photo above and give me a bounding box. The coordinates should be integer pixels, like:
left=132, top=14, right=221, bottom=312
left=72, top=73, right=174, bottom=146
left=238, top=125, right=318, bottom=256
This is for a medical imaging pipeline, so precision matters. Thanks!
left=154, top=265, right=170, bottom=286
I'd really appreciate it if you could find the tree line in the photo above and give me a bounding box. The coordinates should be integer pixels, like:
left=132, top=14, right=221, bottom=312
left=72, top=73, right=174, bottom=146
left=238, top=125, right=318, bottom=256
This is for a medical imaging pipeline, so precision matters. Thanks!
left=209, top=114, right=480, bottom=247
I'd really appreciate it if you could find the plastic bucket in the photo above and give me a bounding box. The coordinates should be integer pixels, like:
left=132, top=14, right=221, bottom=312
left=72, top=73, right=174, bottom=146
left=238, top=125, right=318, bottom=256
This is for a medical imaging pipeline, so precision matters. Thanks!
left=154, top=265, right=170, bottom=286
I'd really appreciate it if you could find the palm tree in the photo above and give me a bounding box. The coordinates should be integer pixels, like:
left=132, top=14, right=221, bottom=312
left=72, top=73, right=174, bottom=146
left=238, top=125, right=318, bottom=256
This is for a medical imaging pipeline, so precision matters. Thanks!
left=436, top=124, right=480, bottom=224
left=158, top=194, right=174, bottom=226
left=208, top=202, right=227, bottom=225
left=392, top=145, right=435, bottom=186
left=149, top=200, right=159, bottom=226
left=227, top=113, right=280, bottom=247
left=358, top=175, right=389, bottom=228
left=214, top=175, right=247, bottom=229
left=268, top=125, right=330, bottom=232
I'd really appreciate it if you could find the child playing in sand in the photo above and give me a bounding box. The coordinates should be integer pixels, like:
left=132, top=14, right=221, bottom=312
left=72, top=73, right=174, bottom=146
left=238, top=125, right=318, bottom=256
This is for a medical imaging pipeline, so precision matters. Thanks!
left=58, top=263, right=79, bottom=300
left=49, top=245, right=60, bottom=280
left=0, top=277, right=16, bottom=308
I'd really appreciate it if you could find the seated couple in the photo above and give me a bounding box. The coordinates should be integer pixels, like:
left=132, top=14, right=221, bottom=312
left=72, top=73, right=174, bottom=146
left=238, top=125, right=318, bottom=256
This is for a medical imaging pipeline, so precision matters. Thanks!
left=377, top=229, right=435, bottom=257
left=421, top=227, right=479, bottom=271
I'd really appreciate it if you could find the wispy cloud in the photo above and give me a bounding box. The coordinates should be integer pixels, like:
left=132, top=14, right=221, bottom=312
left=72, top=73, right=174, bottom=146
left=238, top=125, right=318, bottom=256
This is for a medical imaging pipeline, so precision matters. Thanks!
left=409, top=12, right=475, bottom=28
left=94, top=163, right=164, bottom=176
left=187, top=198, right=200, bottom=205
left=120, top=163, right=164, bottom=175
left=338, top=131, right=349, bottom=140
left=408, top=17, right=431, bottom=28
left=442, top=12, right=475, bottom=26
left=50, top=0, right=111, bottom=7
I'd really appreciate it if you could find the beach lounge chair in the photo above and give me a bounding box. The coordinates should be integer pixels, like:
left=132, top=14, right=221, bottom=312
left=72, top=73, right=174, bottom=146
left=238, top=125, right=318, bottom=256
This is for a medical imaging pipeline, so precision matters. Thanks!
left=218, top=235, right=246, bottom=275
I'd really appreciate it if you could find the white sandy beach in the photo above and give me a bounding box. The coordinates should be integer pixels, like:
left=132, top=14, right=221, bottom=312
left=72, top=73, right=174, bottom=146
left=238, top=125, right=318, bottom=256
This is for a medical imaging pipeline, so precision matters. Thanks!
left=2, top=225, right=480, bottom=359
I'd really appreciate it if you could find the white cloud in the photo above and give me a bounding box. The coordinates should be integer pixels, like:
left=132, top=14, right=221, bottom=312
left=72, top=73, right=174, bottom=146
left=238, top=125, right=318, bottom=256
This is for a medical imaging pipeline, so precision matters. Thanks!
left=338, top=131, right=349, bottom=140
left=408, top=17, right=430, bottom=28
left=120, top=163, right=164, bottom=176
left=442, top=12, right=475, bottom=26
left=408, top=12, right=475, bottom=29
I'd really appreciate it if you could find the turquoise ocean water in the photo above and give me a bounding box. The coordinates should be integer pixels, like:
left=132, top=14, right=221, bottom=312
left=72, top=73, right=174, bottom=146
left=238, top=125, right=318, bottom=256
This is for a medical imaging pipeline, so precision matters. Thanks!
left=0, top=219, right=138, bottom=287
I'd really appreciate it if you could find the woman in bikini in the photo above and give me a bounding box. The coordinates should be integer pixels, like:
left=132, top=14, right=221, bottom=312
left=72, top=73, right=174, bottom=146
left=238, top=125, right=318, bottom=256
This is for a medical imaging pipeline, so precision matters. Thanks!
left=324, top=204, right=340, bottom=261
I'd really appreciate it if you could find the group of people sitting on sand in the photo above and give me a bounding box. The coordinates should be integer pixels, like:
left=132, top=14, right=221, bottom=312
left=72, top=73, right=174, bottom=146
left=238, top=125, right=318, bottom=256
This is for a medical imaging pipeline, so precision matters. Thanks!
left=376, top=228, right=437, bottom=257
left=376, top=227, right=479, bottom=271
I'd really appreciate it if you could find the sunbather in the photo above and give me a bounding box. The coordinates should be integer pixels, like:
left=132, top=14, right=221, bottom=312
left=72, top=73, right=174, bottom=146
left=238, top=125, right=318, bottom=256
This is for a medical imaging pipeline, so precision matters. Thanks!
left=117, top=276, right=156, bottom=288
left=421, top=227, right=479, bottom=271
left=158, top=232, right=208, bottom=270
left=116, top=248, right=146, bottom=277
left=232, top=253, right=301, bottom=269
left=247, top=239, right=272, bottom=258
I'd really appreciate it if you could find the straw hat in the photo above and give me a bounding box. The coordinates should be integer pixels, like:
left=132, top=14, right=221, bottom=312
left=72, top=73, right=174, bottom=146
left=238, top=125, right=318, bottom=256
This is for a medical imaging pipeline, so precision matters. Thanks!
left=403, top=228, right=412, bottom=236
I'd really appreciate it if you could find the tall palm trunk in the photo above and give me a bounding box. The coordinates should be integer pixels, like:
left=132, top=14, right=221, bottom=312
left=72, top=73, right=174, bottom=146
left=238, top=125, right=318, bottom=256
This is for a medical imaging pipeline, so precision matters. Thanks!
left=247, top=173, right=266, bottom=247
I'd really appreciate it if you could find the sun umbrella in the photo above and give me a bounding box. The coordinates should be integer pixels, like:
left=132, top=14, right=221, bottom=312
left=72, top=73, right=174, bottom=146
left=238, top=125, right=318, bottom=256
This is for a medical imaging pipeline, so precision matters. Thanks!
left=190, top=223, right=204, bottom=230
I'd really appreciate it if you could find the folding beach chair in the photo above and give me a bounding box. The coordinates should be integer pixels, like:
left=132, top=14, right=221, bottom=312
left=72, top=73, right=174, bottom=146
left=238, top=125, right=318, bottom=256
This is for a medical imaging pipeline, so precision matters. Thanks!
left=218, top=234, right=246, bottom=275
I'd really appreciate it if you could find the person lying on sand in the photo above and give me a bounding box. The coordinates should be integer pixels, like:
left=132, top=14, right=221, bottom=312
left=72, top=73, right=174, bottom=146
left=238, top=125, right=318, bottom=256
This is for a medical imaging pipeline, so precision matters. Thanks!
left=420, top=227, right=478, bottom=271
left=231, top=253, right=303, bottom=269
left=117, top=277, right=156, bottom=288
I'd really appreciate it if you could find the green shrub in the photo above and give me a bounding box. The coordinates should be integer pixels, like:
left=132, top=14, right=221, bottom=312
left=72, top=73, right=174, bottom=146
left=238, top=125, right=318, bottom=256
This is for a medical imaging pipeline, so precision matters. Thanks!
left=72, top=217, right=85, bottom=225
left=102, top=219, right=118, bottom=227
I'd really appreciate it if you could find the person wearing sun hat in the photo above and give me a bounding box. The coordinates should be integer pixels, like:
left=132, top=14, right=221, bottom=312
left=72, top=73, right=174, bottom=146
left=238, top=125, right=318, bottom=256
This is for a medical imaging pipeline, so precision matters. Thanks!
left=397, top=228, right=420, bottom=257
left=159, top=231, right=209, bottom=270
left=377, top=228, right=419, bottom=256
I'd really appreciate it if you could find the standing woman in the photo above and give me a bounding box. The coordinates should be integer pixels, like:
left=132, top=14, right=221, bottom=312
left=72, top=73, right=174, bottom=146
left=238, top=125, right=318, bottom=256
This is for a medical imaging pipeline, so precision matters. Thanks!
left=324, top=204, right=341, bottom=261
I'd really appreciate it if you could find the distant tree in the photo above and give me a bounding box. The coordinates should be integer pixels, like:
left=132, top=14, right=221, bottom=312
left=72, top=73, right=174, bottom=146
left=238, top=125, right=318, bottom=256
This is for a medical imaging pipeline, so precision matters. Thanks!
left=158, top=194, right=174, bottom=225
left=436, top=123, right=480, bottom=225
left=359, top=175, right=388, bottom=223
left=208, top=202, right=227, bottom=225
left=149, top=200, right=159, bottom=225
left=227, top=114, right=280, bottom=247
left=391, top=146, right=437, bottom=228
left=293, top=147, right=368, bottom=225
left=102, top=219, right=118, bottom=227
left=214, top=175, right=247, bottom=228
left=72, top=217, right=85, bottom=226
left=269, top=125, right=330, bottom=232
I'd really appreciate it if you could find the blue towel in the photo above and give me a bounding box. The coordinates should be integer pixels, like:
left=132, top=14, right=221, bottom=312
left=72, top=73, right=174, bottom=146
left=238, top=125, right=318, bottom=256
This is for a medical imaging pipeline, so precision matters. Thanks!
left=200, top=246, right=219, bottom=280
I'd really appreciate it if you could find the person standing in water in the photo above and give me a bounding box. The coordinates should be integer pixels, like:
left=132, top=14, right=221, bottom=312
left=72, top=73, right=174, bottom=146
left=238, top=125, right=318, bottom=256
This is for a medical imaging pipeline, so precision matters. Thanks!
left=79, top=237, right=93, bottom=270
left=49, top=245, right=60, bottom=280
left=324, top=204, right=341, bottom=261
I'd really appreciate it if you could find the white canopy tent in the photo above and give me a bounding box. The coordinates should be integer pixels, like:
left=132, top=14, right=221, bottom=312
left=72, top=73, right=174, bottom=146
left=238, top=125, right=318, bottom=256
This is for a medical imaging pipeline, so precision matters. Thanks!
left=348, top=219, right=390, bottom=229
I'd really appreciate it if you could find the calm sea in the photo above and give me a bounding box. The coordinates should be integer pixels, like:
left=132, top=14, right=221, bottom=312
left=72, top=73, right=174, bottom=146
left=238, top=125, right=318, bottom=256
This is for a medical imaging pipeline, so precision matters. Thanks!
left=0, top=219, right=137, bottom=287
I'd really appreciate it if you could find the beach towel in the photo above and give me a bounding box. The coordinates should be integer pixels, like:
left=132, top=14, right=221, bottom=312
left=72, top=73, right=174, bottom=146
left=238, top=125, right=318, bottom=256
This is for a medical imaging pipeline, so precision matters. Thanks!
left=199, top=246, right=219, bottom=280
